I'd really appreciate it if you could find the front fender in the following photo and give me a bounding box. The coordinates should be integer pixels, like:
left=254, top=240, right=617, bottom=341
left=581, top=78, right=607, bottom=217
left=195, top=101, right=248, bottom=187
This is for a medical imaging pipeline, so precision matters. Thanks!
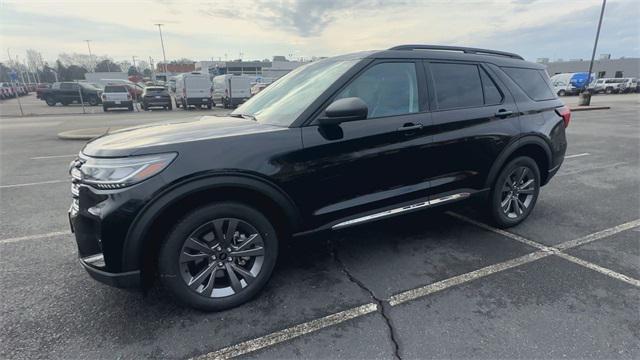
left=121, top=172, right=300, bottom=271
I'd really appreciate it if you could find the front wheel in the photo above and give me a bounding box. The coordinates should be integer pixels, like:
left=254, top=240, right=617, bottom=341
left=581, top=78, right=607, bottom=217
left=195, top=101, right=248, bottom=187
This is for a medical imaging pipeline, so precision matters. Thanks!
left=557, top=90, right=566, bottom=97
left=489, top=156, right=540, bottom=228
left=159, top=202, right=278, bottom=311
left=45, top=97, right=57, bottom=106
left=87, top=95, right=99, bottom=106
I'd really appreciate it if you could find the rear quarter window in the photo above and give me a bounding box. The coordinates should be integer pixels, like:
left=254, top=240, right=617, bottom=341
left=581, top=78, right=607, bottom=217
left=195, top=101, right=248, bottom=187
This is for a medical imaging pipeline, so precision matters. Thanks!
left=502, top=67, right=555, bottom=101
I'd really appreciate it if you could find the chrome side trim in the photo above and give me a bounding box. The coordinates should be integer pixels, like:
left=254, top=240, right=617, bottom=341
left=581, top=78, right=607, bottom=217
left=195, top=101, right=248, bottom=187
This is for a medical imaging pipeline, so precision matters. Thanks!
left=331, top=192, right=470, bottom=230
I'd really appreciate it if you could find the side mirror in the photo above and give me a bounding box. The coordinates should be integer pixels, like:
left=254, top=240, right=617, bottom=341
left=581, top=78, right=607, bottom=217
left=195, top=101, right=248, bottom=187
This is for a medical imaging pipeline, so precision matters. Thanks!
left=318, top=97, right=368, bottom=125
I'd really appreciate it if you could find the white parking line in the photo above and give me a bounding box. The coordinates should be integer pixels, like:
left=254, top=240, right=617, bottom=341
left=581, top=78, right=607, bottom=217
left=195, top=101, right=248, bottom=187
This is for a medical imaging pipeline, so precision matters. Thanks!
left=192, top=303, right=378, bottom=360
left=30, top=154, right=76, bottom=160
left=0, top=179, right=68, bottom=189
left=449, top=212, right=640, bottom=287
left=555, top=219, right=640, bottom=250
left=555, top=252, right=640, bottom=287
left=388, top=250, right=549, bottom=306
left=0, top=231, right=70, bottom=245
left=564, top=153, right=590, bottom=159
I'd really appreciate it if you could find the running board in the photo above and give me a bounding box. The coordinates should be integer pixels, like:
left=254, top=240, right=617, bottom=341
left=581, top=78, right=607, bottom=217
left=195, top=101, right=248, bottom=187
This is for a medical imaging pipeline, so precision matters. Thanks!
left=331, top=193, right=470, bottom=230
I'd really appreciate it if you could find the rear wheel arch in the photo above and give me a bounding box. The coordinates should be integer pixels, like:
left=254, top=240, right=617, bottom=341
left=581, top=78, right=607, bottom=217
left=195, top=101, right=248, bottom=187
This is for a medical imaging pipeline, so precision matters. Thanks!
left=485, top=136, right=552, bottom=189
left=122, top=174, right=300, bottom=285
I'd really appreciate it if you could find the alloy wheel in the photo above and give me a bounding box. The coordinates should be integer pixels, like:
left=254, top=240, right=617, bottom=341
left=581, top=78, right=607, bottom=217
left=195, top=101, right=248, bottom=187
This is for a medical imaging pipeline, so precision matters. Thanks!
left=179, top=218, right=265, bottom=298
left=500, top=166, right=536, bottom=219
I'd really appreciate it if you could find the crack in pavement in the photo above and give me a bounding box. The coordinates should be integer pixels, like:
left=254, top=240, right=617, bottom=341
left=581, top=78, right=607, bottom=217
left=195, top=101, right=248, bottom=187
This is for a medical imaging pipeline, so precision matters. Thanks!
left=328, top=238, right=403, bottom=360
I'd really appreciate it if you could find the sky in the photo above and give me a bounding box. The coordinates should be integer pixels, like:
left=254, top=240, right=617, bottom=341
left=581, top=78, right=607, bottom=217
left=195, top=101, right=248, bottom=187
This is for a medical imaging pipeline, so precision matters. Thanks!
left=0, top=0, right=638, bottom=65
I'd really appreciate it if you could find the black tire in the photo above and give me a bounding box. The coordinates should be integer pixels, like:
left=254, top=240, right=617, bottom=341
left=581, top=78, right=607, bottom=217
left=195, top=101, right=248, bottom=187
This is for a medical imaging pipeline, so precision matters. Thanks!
left=207, top=102, right=212, bottom=110
left=167, top=103, right=173, bottom=110
left=605, top=87, right=613, bottom=94
left=557, top=90, right=566, bottom=97
left=142, top=104, right=148, bottom=111
left=45, top=97, right=57, bottom=106
left=128, top=104, right=134, bottom=111
left=182, top=99, right=188, bottom=110
left=159, top=202, right=278, bottom=311
left=102, top=105, right=108, bottom=112
left=488, top=156, right=540, bottom=228
left=61, top=101, right=70, bottom=106
left=87, top=95, right=99, bottom=106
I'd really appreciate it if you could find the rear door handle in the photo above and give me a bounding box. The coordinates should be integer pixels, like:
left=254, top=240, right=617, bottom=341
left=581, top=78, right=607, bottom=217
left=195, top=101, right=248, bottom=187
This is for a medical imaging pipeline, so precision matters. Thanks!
left=495, top=109, right=513, bottom=118
left=397, top=123, right=423, bottom=132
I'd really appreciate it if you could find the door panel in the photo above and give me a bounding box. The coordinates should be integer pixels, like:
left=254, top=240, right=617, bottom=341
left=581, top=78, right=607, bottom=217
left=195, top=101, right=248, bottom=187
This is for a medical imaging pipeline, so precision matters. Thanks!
left=425, top=61, right=519, bottom=196
left=298, top=113, right=431, bottom=227
left=293, top=60, right=432, bottom=228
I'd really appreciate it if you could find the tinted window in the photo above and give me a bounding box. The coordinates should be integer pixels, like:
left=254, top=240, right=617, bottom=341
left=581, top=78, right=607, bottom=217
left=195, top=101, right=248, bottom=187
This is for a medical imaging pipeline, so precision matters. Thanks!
left=60, top=83, right=74, bottom=90
left=502, top=67, right=554, bottom=101
left=336, top=62, right=418, bottom=118
left=104, top=85, right=128, bottom=93
left=431, top=63, right=483, bottom=110
left=480, top=68, right=503, bottom=105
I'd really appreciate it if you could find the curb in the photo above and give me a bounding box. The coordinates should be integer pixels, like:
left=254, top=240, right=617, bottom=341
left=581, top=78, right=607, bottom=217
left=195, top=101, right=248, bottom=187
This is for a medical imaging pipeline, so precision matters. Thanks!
left=568, top=106, right=611, bottom=112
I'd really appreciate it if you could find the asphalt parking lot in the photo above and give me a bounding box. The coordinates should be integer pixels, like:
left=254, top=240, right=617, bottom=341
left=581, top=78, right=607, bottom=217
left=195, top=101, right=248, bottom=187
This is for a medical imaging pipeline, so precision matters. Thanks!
left=0, top=94, right=638, bottom=359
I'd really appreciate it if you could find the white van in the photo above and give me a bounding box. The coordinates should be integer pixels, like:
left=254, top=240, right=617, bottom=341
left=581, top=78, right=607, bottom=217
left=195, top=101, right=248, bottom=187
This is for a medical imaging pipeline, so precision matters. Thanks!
left=175, top=72, right=213, bottom=109
left=212, top=75, right=255, bottom=108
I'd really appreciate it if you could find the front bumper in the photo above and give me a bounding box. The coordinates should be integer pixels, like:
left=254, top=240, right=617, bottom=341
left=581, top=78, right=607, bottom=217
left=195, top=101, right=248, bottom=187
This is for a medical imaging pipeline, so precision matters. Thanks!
left=80, top=256, right=141, bottom=288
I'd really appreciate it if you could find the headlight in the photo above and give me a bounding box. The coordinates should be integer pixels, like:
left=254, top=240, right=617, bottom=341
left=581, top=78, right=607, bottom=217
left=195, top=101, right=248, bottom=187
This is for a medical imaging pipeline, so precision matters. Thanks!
left=78, top=153, right=176, bottom=189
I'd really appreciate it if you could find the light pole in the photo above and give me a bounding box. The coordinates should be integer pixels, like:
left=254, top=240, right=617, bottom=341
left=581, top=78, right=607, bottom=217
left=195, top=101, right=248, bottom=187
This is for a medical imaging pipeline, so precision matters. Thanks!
left=581, top=0, right=607, bottom=106
left=155, top=24, right=169, bottom=75
left=85, top=40, right=94, bottom=72
left=132, top=55, right=137, bottom=74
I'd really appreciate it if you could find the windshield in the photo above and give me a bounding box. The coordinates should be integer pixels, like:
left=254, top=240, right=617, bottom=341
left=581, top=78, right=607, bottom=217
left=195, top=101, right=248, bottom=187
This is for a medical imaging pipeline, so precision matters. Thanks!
left=232, top=59, right=358, bottom=126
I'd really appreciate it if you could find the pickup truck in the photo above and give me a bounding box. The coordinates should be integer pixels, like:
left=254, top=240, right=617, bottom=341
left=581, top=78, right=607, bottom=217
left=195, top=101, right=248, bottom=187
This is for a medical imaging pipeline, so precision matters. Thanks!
left=40, top=82, right=102, bottom=106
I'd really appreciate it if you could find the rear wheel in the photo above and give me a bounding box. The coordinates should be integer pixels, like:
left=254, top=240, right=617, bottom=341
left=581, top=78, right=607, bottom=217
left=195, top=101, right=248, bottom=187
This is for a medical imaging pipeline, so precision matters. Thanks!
left=167, top=102, right=173, bottom=110
left=128, top=104, right=134, bottom=111
left=102, top=105, right=108, bottom=112
left=489, top=156, right=540, bottom=228
left=605, top=87, right=613, bottom=94
left=557, top=90, right=566, bottom=97
left=45, top=97, right=57, bottom=106
left=87, top=95, right=99, bottom=106
left=159, top=202, right=278, bottom=311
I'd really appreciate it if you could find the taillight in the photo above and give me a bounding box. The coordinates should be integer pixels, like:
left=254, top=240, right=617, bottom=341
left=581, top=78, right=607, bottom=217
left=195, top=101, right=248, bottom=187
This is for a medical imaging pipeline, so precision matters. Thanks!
left=555, top=106, right=571, bottom=128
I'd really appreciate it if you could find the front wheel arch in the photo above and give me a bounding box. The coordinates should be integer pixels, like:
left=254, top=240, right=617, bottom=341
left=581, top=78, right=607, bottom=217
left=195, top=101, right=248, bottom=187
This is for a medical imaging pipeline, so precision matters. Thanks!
left=122, top=175, right=300, bottom=285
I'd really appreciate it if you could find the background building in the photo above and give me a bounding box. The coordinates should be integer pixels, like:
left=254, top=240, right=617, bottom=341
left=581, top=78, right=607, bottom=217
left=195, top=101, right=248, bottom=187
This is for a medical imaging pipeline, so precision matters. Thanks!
left=195, top=56, right=308, bottom=78
left=540, top=56, right=640, bottom=79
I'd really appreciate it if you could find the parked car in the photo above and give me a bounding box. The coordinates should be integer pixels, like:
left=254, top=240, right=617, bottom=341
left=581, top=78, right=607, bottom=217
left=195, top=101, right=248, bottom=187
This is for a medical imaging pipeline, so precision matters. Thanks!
left=175, top=72, right=213, bottom=109
left=250, top=82, right=269, bottom=97
left=69, top=45, right=568, bottom=311
left=213, top=74, right=253, bottom=108
left=40, top=82, right=102, bottom=106
left=620, top=78, right=638, bottom=93
left=141, top=86, right=172, bottom=110
left=0, top=83, right=12, bottom=99
left=35, top=83, right=51, bottom=99
left=101, top=85, right=134, bottom=111
left=588, top=78, right=626, bottom=94
left=551, top=79, right=578, bottom=97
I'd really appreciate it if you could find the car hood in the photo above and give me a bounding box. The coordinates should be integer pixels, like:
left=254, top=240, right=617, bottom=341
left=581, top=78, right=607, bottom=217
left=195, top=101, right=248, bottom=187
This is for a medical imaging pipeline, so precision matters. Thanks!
left=82, top=115, right=286, bottom=157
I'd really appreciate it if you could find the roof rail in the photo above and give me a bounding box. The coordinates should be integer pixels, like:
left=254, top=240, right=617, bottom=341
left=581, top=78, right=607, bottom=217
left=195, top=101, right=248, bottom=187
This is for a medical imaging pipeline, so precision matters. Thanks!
left=389, top=45, right=524, bottom=60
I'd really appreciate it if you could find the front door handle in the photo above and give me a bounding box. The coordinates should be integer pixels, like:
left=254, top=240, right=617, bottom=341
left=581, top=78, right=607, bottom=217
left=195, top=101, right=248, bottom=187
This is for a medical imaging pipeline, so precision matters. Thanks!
left=397, top=123, right=423, bottom=132
left=495, top=109, right=513, bottom=118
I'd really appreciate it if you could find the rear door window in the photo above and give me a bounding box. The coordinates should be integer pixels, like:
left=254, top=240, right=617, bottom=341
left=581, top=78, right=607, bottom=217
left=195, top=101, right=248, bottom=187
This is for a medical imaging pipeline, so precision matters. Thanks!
left=430, top=63, right=484, bottom=110
left=336, top=62, right=419, bottom=118
left=501, top=67, right=554, bottom=101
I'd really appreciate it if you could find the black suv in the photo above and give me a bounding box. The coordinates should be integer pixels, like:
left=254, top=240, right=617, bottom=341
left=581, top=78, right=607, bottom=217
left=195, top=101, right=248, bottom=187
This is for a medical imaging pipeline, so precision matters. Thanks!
left=69, top=45, right=569, bottom=311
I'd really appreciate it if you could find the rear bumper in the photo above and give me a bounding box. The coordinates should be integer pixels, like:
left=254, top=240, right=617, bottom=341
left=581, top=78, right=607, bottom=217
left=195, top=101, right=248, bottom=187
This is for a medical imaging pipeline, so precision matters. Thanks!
left=103, top=100, right=133, bottom=107
left=184, top=97, right=212, bottom=106
left=80, top=258, right=141, bottom=288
